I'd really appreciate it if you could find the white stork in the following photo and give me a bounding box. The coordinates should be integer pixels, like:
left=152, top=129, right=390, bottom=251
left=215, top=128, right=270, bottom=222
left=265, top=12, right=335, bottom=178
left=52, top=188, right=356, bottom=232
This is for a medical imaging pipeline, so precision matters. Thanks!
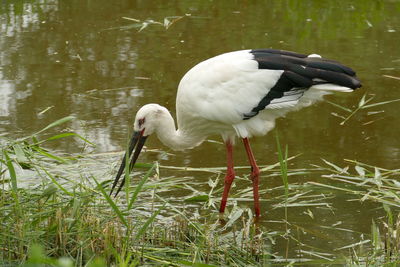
left=110, top=49, right=361, bottom=217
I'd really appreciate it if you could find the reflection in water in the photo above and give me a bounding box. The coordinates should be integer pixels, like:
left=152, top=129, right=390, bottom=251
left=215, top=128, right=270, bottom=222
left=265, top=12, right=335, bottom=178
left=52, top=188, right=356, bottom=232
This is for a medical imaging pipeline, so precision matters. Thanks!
left=1, top=0, right=400, bottom=261
left=0, top=0, right=399, bottom=156
left=0, top=80, right=14, bottom=117
left=0, top=0, right=146, bottom=151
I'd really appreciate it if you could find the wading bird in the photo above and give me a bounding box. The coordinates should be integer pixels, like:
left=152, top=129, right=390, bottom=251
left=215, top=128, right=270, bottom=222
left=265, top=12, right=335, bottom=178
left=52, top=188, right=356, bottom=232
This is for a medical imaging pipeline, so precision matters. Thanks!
left=110, top=49, right=361, bottom=217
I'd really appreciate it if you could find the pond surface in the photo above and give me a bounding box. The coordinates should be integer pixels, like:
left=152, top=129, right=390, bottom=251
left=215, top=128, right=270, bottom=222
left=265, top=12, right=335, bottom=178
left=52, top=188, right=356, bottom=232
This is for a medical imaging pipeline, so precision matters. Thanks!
left=1, top=0, right=400, bottom=263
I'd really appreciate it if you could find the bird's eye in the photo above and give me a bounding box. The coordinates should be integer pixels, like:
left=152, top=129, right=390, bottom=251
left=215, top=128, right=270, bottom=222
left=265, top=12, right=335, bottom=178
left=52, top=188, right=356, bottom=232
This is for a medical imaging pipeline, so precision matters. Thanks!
left=138, top=118, right=145, bottom=127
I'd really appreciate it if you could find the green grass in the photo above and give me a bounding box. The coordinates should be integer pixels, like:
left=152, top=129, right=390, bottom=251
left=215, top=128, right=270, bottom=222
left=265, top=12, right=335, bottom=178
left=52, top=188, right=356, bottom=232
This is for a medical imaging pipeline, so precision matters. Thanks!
left=2, top=118, right=400, bottom=266
left=0, top=118, right=279, bottom=266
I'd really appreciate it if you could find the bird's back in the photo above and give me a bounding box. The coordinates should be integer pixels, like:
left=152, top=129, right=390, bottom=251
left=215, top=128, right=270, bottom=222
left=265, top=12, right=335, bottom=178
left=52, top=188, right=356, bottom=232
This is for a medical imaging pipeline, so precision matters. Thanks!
left=176, top=49, right=361, bottom=140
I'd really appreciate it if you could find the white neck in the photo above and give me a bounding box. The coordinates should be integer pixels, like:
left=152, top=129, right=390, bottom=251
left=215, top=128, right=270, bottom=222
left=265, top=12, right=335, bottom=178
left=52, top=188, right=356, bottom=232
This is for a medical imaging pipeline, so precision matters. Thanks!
left=155, top=109, right=205, bottom=151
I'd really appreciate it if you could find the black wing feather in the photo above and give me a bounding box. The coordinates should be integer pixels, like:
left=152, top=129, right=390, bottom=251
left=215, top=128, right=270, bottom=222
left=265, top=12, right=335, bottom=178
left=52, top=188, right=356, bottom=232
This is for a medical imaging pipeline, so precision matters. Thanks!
left=306, top=59, right=355, bottom=76
left=243, top=49, right=361, bottom=119
left=243, top=71, right=310, bottom=119
left=251, top=49, right=308, bottom=58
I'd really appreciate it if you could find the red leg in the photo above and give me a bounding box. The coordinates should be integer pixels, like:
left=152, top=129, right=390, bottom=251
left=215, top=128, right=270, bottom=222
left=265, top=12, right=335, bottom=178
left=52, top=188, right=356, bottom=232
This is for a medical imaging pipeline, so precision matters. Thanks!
left=243, top=138, right=261, bottom=217
left=219, top=141, right=235, bottom=214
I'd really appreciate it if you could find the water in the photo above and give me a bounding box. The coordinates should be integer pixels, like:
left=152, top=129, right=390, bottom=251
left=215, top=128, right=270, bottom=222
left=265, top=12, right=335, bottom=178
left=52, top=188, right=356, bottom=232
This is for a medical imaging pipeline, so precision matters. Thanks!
left=1, top=0, right=400, bottom=262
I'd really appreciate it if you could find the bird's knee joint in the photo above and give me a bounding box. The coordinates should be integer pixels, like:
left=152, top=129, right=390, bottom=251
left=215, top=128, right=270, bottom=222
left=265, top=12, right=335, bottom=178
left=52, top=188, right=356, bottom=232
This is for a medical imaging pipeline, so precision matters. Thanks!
left=225, top=171, right=235, bottom=184
left=251, top=166, right=260, bottom=177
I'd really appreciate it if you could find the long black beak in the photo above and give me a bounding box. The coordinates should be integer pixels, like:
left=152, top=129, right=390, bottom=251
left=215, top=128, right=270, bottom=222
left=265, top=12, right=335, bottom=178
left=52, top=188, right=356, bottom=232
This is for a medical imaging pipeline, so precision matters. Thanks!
left=110, top=130, right=147, bottom=197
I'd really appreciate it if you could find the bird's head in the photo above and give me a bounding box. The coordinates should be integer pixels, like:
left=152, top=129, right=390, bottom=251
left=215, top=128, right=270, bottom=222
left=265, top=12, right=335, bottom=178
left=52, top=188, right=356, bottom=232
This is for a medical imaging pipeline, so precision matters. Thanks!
left=133, top=103, right=167, bottom=136
left=110, top=103, right=167, bottom=196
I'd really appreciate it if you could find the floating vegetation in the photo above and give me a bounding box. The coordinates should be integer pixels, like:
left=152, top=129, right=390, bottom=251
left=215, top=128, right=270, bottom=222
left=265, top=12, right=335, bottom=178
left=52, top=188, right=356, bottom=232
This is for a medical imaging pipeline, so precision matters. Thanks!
left=102, top=14, right=207, bottom=32
left=328, top=93, right=400, bottom=125
left=383, top=75, right=400, bottom=81
left=310, top=159, right=400, bottom=208
left=104, top=14, right=210, bottom=32
left=310, top=159, right=400, bottom=265
left=122, top=14, right=192, bottom=32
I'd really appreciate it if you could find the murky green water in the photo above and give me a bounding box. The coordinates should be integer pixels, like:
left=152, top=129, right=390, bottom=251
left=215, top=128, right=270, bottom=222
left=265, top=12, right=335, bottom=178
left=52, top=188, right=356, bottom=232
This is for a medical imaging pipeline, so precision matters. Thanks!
left=1, top=0, right=400, bottom=263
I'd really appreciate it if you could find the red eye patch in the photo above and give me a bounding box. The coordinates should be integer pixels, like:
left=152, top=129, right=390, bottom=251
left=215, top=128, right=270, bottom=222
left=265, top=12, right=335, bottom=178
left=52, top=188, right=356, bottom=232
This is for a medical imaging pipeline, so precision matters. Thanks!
left=138, top=118, right=145, bottom=127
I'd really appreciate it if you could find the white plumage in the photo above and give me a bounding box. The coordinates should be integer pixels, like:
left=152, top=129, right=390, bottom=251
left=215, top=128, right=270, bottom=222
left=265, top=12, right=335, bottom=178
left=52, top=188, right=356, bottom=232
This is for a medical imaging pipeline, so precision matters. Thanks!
left=110, top=49, right=361, bottom=217
left=177, top=50, right=283, bottom=141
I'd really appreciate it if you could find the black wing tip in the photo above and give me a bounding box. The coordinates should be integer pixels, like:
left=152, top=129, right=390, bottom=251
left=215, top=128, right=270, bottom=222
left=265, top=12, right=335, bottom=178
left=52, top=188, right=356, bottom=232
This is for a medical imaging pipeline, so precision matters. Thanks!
left=352, top=78, right=362, bottom=89
left=329, top=71, right=362, bottom=90
left=306, top=59, right=357, bottom=76
left=250, top=49, right=359, bottom=77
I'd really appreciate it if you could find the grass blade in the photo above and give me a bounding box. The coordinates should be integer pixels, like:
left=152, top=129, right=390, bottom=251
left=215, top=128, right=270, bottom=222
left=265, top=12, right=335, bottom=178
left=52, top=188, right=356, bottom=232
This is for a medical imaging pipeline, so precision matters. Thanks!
left=3, top=149, right=21, bottom=215
left=275, top=132, right=289, bottom=198
left=32, top=146, right=68, bottom=163
left=38, top=165, right=73, bottom=196
left=13, top=144, right=28, bottom=163
left=361, top=98, right=400, bottom=109
left=46, top=132, right=95, bottom=146
left=134, top=203, right=165, bottom=241
left=92, top=176, right=128, bottom=228
left=127, top=162, right=157, bottom=210
left=326, top=100, right=353, bottom=113
left=334, top=239, right=370, bottom=251
left=29, top=116, right=75, bottom=138
left=3, top=150, right=17, bottom=192
left=321, top=158, right=348, bottom=173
